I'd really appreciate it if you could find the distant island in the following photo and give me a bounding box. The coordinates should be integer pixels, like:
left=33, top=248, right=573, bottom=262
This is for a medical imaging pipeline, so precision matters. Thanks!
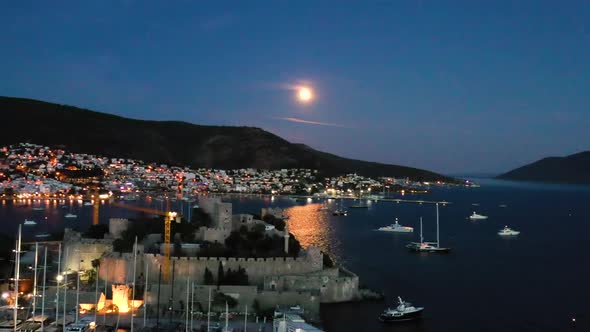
left=497, top=151, right=590, bottom=184
left=0, top=96, right=456, bottom=182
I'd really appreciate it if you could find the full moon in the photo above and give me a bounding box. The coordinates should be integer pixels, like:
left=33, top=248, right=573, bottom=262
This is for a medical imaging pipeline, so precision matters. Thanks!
left=297, top=87, right=313, bottom=102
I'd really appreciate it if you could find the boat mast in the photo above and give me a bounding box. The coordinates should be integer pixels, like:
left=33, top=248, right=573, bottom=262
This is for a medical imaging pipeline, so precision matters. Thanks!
left=63, top=247, right=69, bottom=329
left=94, top=263, right=99, bottom=330
left=244, top=304, right=248, bottom=332
left=419, top=217, right=423, bottom=244
left=436, top=203, right=440, bottom=248
left=55, top=243, right=61, bottom=324
left=190, top=281, right=194, bottom=332
left=14, top=225, right=22, bottom=332
left=185, top=277, right=189, bottom=332
left=225, top=302, right=229, bottom=331
left=41, top=246, right=47, bottom=332
left=206, top=287, right=211, bottom=332
left=131, top=237, right=137, bottom=332
left=33, top=242, right=39, bottom=319
left=76, top=251, right=81, bottom=323
left=143, top=260, right=149, bottom=328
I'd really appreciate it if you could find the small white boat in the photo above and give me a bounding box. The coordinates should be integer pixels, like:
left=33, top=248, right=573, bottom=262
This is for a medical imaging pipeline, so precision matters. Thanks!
left=498, top=226, right=520, bottom=236
left=379, top=296, right=424, bottom=322
left=469, top=212, right=488, bottom=220
left=35, top=233, right=51, bottom=239
left=24, top=219, right=37, bottom=226
left=378, top=218, right=413, bottom=232
left=64, top=213, right=77, bottom=219
left=32, top=207, right=45, bottom=211
left=83, top=201, right=93, bottom=206
left=499, top=204, right=508, bottom=208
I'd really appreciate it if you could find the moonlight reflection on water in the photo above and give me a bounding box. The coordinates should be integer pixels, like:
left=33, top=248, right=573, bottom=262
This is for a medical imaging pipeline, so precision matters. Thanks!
left=284, top=203, right=343, bottom=260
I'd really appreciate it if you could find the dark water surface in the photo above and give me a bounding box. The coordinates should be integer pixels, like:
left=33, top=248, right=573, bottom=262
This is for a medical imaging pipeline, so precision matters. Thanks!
left=2, top=179, right=589, bottom=331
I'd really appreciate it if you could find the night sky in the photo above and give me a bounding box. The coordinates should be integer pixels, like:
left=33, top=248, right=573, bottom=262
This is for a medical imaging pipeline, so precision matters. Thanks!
left=2, top=1, right=589, bottom=174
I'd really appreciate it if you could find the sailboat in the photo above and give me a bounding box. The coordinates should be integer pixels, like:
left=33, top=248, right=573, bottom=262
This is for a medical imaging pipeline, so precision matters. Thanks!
left=406, top=204, right=451, bottom=253
left=332, top=199, right=348, bottom=216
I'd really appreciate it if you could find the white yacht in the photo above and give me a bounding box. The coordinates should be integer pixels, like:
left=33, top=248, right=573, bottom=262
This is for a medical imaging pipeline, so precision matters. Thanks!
left=24, top=219, right=37, bottom=226
left=83, top=201, right=93, bottom=206
left=379, top=296, right=424, bottom=322
left=469, top=212, right=488, bottom=220
left=498, top=226, right=520, bottom=236
left=377, top=218, right=413, bottom=232
left=64, top=213, right=77, bottom=219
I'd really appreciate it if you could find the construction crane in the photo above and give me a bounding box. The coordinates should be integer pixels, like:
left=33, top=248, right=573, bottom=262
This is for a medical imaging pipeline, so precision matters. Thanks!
left=94, top=197, right=179, bottom=281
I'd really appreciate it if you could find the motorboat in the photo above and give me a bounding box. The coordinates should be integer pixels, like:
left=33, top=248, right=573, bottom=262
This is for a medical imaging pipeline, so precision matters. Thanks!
left=379, top=296, right=424, bottom=322
left=469, top=212, right=488, bottom=220
left=83, top=201, right=93, bottom=206
left=498, top=225, right=520, bottom=236
left=24, top=219, right=37, bottom=226
left=32, top=207, right=45, bottom=211
left=377, top=218, right=413, bottom=232
left=64, top=213, right=77, bottom=219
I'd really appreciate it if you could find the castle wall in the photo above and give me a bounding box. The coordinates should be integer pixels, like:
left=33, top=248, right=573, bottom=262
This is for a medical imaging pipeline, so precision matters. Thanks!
left=263, top=267, right=359, bottom=303
left=63, top=228, right=113, bottom=271
left=144, top=250, right=322, bottom=286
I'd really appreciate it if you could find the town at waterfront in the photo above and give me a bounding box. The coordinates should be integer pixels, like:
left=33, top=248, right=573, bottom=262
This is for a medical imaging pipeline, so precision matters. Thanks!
left=0, top=143, right=470, bottom=332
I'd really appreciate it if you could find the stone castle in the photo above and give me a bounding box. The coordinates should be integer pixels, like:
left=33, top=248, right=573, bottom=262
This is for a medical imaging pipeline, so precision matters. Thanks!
left=63, top=197, right=360, bottom=321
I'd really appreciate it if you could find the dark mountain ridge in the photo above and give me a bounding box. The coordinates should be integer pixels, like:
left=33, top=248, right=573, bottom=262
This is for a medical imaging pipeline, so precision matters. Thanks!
left=0, top=96, right=454, bottom=181
left=497, top=151, right=590, bottom=184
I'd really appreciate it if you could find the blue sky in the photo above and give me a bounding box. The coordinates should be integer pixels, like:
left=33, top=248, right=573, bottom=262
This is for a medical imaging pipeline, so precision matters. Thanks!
left=1, top=1, right=589, bottom=174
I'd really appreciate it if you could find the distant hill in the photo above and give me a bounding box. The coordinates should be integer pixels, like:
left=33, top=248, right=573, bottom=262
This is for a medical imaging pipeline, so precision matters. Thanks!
left=497, top=151, right=590, bottom=184
left=0, top=96, right=455, bottom=182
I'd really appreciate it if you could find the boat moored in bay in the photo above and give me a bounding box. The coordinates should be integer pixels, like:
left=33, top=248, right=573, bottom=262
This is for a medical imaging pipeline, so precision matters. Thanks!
left=377, top=218, right=413, bottom=232
left=379, top=296, right=424, bottom=322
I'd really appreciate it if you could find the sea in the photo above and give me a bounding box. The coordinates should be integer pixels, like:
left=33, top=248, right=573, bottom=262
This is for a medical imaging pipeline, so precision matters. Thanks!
left=2, top=178, right=589, bottom=331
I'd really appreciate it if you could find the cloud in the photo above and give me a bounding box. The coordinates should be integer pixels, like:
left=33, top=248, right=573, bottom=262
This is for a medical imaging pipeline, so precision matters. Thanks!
left=275, top=117, right=348, bottom=128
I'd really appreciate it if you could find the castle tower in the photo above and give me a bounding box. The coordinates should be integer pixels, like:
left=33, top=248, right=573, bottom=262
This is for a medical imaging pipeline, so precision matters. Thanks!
left=284, top=222, right=290, bottom=254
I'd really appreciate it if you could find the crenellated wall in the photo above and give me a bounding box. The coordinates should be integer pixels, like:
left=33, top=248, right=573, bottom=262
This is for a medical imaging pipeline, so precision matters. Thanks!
left=99, top=247, right=323, bottom=286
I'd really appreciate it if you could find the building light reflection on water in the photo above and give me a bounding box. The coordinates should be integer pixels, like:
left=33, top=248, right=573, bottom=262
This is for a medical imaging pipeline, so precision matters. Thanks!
left=283, top=203, right=341, bottom=260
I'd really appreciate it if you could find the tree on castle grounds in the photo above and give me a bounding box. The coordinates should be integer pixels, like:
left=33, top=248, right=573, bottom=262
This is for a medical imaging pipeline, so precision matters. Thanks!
left=203, top=267, right=214, bottom=285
